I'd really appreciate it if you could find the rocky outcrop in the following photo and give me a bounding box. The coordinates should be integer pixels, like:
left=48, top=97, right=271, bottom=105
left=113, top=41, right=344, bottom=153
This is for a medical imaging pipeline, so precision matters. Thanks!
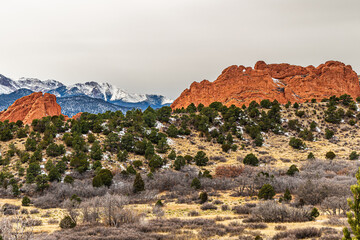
left=0, top=92, right=63, bottom=124
left=72, top=112, right=83, bottom=120
left=171, top=61, right=360, bottom=109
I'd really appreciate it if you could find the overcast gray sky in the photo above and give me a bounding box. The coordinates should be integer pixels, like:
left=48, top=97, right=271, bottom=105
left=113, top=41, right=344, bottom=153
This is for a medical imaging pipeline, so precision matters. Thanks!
left=0, top=0, right=359, bottom=99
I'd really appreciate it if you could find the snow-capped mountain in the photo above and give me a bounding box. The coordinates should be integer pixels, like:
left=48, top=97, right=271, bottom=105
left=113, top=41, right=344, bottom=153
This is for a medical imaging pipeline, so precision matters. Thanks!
left=0, top=74, right=173, bottom=116
left=0, top=74, right=20, bottom=94
left=17, top=78, right=64, bottom=92
left=48, top=81, right=172, bottom=106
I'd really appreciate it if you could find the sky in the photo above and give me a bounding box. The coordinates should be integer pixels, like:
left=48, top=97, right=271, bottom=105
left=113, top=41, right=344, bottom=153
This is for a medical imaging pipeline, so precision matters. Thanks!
left=0, top=0, right=359, bottom=99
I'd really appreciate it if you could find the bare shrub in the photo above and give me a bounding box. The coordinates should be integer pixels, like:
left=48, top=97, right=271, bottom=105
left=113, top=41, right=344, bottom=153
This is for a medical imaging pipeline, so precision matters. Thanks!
left=3, top=209, right=17, bottom=215
left=321, top=196, right=349, bottom=215
left=48, top=219, right=59, bottom=224
left=152, top=206, right=165, bottom=218
left=246, top=223, right=268, bottom=229
left=41, top=211, right=51, bottom=218
left=0, top=215, right=34, bottom=240
left=212, top=199, right=223, bottom=205
left=215, top=165, right=243, bottom=178
left=324, top=216, right=347, bottom=226
left=201, top=177, right=237, bottom=191
left=200, top=203, right=217, bottom=211
left=21, top=209, right=29, bottom=215
left=221, top=204, right=229, bottom=211
left=80, top=193, right=140, bottom=227
left=30, top=209, right=39, bottom=214
left=210, top=155, right=227, bottom=162
left=251, top=201, right=312, bottom=222
left=23, top=219, right=42, bottom=227
left=296, top=178, right=351, bottom=205
left=33, top=180, right=108, bottom=208
left=274, top=225, right=287, bottom=231
left=2, top=204, right=20, bottom=215
left=36, top=224, right=166, bottom=240
left=146, top=170, right=194, bottom=193
left=188, top=210, right=200, bottom=217
left=232, top=205, right=250, bottom=214
left=272, top=227, right=321, bottom=239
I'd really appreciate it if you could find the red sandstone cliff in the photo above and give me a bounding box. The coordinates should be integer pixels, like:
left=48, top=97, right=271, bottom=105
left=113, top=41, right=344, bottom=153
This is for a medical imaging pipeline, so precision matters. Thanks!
left=171, top=61, right=360, bottom=109
left=0, top=92, right=64, bottom=124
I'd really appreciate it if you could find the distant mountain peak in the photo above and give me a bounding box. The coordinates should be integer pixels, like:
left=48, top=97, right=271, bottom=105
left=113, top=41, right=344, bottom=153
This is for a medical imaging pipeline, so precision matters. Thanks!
left=0, top=74, right=173, bottom=116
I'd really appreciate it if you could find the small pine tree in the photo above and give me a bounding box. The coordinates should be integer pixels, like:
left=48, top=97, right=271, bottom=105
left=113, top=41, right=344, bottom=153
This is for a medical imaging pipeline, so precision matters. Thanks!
left=286, top=164, right=299, bottom=176
left=350, top=151, right=359, bottom=160
left=310, top=207, right=320, bottom=220
left=133, top=173, right=145, bottom=193
left=243, top=153, right=259, bottom=166
left=258, top=184, right=275, bottom=200
left=59, top=216, right=76, bottom=229
left=326, top=151, right=336, bottom=160
left=126, top=165, right=137, bottom=175
left=194, top=151, right=209, bottom=166
left=343, top=169, right=360, bottom=239
left=191, top=177, right=201, bottom=190
left=64, top=175, right=74, bottom=184
left=168, top=150, right=176, bottom=160
left=155, top=200, right=164, bottom=207
left=307, top=152, right=315, bottom=159
left=199, top=192, right=208, bottom=204
left=283, top=188, right=292, bottom=202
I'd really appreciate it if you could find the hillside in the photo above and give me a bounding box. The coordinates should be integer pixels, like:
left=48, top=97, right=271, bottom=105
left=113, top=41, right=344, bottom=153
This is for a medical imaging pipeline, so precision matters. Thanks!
left=0, top=95, right=359, bottom=239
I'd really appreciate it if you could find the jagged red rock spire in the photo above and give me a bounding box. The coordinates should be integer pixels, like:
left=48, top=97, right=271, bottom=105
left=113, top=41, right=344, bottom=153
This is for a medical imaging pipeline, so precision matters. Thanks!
left=171, top=61, right=360, bottom=109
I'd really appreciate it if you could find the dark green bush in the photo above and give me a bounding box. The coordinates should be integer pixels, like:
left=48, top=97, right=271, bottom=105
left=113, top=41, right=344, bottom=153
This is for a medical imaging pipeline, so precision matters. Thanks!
left=258, top=184, right=275, bottom=200
left=22, top=196, right=31, bottom=206
left=325, top=151, right=336, bottom=160
left=289, top=137, right=305, bottom=149
left=350, top=151, right=359, bottom=160
left=191, top=177, right=201, bottom=189
left=59, top=216, right=76, bottom=229
left=243, top=153, right=259, bottom=166
left=286, top=164, right=299, bottom=176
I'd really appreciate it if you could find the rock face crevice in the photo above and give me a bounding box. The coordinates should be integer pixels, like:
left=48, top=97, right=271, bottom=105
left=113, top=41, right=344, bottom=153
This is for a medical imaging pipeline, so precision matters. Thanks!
left=0, top=92, right=63, bottom=124
left=171, top=61, right=360, bottom=109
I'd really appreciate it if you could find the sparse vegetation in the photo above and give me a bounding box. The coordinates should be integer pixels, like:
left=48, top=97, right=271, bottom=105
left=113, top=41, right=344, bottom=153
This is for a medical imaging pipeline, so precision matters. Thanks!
left=0, top=99, right=358, bottom=239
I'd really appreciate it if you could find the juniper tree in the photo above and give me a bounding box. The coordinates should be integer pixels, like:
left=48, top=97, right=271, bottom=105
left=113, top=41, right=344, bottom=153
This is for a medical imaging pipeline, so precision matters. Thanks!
left=133, top=173, right=145, bottom=193
left=343, top=169, right=360, bottom=239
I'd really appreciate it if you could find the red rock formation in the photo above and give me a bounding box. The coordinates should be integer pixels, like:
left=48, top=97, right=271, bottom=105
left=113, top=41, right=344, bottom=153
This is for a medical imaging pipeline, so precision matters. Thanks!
left=171, top=61, right=360, bottom=109
left=0, top=92, right=63, bottom=124
left=72, top=112, right=83, bottom=120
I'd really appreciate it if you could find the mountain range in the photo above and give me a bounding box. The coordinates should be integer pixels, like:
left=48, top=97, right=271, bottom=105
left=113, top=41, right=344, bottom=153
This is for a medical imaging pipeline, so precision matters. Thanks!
left=0, top=74, right=172, bottom=116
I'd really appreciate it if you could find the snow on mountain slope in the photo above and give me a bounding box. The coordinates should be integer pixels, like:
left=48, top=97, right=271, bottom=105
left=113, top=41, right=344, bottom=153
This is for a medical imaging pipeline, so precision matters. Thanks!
left=63, top=81, right=148, bottom=103
left=0, top=74, right=173, bottom=109
left=17, top=78, right=64, bottom=92
left=0, top=75, right=20, bottom=94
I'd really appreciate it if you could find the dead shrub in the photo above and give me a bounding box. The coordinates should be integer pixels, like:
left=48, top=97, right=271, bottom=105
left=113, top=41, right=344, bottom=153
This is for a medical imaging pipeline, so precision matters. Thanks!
left=188, top=210, right=200, bottom=217
left=272, top=227, right=321, bottom=239
left=245, top=223, right=268, bottom=229
left=30, top=209, right=40, bottom=214
left=221, top=204, right=229, bottom=211
left=251, top=201, right=312, bottom=222
left=215, top=165, right=244, bottom=178
left=200, top=203, right=217, bottom=211
left=274, top=225, right=287, bottom=231
left=48, top=219, right=59, bottom=224
left=212, top=199, right=223, bottom=205
left=24, top=219, right=42, bottom=227
left=232, top=205, right=250, bottom=215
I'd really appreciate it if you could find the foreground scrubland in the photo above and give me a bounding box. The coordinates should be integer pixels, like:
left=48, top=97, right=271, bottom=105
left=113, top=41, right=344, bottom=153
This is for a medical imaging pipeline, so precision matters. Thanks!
left=1, top=95, right=360, bottom=239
